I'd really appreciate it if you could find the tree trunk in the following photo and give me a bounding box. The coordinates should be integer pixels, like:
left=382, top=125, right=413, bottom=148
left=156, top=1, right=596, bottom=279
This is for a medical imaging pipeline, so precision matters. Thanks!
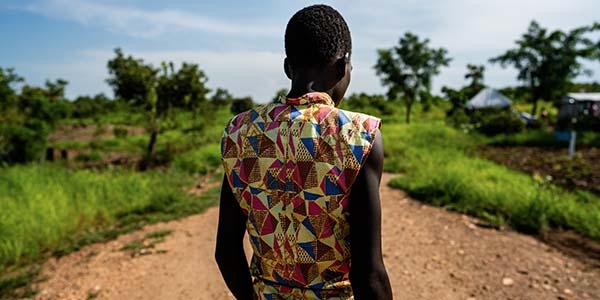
left=530, top=79, right=538, bottom=116
left=147, top=130, right=157, bottom=158
left=147, top=119, right=158, bottom=159
left=405, top=102, right=412, bottom=124
left=531, top=99, right=538, bottom=116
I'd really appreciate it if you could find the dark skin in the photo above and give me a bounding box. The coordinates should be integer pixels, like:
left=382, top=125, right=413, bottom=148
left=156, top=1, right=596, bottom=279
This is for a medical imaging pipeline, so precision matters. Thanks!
left=215, top=54, right=393, bottom=299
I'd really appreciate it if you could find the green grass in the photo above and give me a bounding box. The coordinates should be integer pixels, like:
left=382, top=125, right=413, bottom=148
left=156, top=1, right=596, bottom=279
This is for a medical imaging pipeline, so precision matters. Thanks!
left=382, top=122, right=600, bottom=239
left=171, top=144, right=222, bottom=176
left=0, top=164, right=220, bottom=271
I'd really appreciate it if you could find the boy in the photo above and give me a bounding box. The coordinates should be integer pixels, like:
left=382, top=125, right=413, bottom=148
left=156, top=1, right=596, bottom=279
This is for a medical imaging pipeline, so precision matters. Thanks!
left=216, top=4, right=392, bottom=299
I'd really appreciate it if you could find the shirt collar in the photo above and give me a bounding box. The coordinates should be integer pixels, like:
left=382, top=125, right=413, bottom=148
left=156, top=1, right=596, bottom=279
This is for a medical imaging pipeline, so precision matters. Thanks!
left=280, top=92, right=335, bottom=106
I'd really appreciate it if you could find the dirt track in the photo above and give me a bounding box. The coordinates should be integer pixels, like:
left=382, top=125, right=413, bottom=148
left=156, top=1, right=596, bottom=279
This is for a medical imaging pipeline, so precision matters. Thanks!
left=30, top=174, right=600, bottom=300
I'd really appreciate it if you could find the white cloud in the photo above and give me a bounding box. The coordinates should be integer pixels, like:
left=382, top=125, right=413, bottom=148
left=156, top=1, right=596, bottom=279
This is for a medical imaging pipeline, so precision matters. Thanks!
left=24, top=0, right=280, bottom=39
left=12, top=0, right=600, bottom=101
left=338, top=0, right=600, bottom=93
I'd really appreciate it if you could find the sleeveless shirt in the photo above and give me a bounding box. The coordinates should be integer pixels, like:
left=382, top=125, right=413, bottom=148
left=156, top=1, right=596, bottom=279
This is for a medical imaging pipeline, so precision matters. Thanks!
left=221, top=92, right=381, bottom=299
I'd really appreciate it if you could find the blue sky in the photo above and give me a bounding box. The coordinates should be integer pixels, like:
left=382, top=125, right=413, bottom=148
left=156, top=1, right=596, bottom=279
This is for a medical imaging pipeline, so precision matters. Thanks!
left=1, top=0, right=599, bottom=103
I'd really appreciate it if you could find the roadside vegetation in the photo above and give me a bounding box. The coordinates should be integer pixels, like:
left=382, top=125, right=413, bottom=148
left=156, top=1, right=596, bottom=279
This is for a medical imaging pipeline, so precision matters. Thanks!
left=1, top=20, right=599, bottom=299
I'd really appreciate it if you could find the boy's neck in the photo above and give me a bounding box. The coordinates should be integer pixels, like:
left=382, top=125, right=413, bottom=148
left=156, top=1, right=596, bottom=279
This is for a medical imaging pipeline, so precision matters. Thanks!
left=287, top=72, right=335, bottom=99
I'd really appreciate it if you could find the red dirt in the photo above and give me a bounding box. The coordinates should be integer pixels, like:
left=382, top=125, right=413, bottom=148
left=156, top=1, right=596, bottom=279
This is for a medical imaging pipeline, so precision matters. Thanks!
left=28, top=174, right=600, bottom=300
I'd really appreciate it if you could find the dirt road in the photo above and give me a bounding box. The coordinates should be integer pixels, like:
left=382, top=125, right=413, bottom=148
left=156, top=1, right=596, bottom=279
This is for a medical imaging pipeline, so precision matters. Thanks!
left=31, top=174, right=600, bottom=299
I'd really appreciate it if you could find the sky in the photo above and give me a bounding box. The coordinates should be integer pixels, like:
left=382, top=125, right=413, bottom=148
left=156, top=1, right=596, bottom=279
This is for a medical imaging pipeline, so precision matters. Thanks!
left=1, top=0, right=599, bottom=103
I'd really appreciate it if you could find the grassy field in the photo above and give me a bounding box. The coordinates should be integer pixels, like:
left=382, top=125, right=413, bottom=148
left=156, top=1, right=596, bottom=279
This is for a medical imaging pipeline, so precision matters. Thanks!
left=382, top=122, right=600, bottom=239
left=0, top=164, right=222, bottom=269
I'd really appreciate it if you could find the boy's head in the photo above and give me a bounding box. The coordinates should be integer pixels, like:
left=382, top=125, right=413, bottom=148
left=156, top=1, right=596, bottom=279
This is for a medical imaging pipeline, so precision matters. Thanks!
left=284, top=4, right=352, bottom=104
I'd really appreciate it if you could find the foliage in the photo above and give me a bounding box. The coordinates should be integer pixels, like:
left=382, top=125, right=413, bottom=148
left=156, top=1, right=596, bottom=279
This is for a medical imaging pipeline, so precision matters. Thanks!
left=156, top=62, right=209, bottom=111
left=464, top=64, right=485, bottom=91
left=441, top=86, right=468, bottom=116
left=106, top=49, right=212, bottom=160
left=106, top=48, right=158, bottom=106
left=272, top=88, right=289, bottom=103
left=71, top=93, right=121, bottom=119
left=473, top=110, right=525, bottom=136
left=340, top=93, right=394, bottom=116
left=230, top=97, right=254, bottom=115
left=375, top=32, right=451, bottom=123
left=567, top=81, right=600, bottom=93
left=490, top=21, right=600, bottom=115
left=171, top=144, right=222, bottom=176
left=0, top=68, right=70, bottom=165
left=210, top=87, right=234, bottom=109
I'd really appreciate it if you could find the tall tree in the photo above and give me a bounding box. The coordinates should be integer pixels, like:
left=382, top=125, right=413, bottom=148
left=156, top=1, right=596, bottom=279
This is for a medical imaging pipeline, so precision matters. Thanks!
left=106, top=49, right=210, bottom=161
left=460, top=64, right=486, bottom=99
left=375, top=32, right=451, bottom=123
left=490, top=21, right=600, bottom=115
left=465, top=64, right=485, bottom=88
left=0, top=69, right=70, bottom=164
left=106, top=48, right=158, bottom=106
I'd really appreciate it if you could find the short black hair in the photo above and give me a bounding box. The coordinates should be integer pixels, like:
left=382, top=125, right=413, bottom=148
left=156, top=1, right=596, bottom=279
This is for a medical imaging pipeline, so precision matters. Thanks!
left=285, top=4, right=352, bottom=68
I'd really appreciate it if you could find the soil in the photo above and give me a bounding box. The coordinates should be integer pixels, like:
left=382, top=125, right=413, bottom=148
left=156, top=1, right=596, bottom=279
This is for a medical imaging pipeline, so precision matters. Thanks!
left=48, top=124, right=146, bottom=143
left=479, top=145, right=600, bottom=196
left=27, top=174, right=600, bottom=300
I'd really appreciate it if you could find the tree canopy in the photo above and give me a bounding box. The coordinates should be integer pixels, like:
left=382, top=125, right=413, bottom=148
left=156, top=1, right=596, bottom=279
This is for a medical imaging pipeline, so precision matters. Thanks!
left=490, top=21, right=600, bottom=115
left=374, top=32, right=451, bottom=123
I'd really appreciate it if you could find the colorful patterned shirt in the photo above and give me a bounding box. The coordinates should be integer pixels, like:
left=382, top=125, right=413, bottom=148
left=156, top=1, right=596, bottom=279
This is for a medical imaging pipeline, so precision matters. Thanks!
left=221, top=92, right=381, bottom=299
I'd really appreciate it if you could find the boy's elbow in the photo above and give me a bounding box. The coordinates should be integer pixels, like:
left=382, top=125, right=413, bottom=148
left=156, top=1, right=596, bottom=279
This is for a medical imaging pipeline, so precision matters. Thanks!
left=350, top=267, right=393, bottom=299
left=214, top=245, right=229, bottom=268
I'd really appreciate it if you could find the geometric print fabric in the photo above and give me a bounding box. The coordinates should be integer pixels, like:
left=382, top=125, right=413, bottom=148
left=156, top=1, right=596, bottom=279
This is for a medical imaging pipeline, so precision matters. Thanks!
left=221, top=92, right=381, bottom=299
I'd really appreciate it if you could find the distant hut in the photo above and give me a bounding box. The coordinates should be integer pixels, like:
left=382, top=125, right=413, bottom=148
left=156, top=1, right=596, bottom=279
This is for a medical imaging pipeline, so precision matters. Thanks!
left=466, top=88, right=512, bottom=110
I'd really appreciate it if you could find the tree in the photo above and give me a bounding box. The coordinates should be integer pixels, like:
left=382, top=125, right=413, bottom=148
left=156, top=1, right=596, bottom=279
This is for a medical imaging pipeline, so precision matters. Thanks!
left=106, top=48, right=158, bottom=106
left=441, top=86, right=468, bottom=116
left=0, top=68, right=70, bottom=164
left=0, top=68, right=23, bottom=107
left=107, top=49, right=211, bottom=161
left=210, top=88, right=234, bottom=108
left=231, top=97, right=254, bottom=115
left=342, top=93, right=393, bottom=116
left=490, top=21, right=600, bottom=115
left=156, top=62, right=210, bottom=111
left=374, top=32, right=451, bottom=123
left=465, top=64, right=485, bottom=87
left=463, top=64, right=485, bottom=99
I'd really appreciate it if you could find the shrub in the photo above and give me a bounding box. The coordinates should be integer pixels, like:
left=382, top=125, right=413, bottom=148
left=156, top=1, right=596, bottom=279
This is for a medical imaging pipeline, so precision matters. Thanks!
left=0, top=122, right=49, bottom=164
left=113, top=126, right=129, bottom=138
left=172, top=144, right=222, bottom=175
left=476, top=111, right=524, bottom=136
left=74, top=151, right=102, bottom=162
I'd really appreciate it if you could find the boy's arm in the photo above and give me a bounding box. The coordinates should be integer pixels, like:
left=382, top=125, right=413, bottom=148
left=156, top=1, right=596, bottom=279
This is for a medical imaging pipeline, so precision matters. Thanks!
left=349, top=130, right=393, bottom=299
left=215, top=175, right=254, bottom=300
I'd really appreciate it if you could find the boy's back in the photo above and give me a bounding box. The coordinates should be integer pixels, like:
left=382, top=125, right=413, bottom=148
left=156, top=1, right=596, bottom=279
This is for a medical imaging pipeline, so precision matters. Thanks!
left=221, top=92, right=380, bottom=298
left=215, top=5, right=392, bottom=299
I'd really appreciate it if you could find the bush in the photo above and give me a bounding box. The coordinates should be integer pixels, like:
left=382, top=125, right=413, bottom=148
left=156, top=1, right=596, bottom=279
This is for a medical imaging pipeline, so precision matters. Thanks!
left=74, top=151, right=102, bottom=162
left=445, top=109, right=471, bottom=129
left=113, top=126, right=129, bottom=138
left=0, top=122, right=49, bottom=164
left=230, top=97, right=254, bottom=115
left=475, top=111, right=524, bottom=136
